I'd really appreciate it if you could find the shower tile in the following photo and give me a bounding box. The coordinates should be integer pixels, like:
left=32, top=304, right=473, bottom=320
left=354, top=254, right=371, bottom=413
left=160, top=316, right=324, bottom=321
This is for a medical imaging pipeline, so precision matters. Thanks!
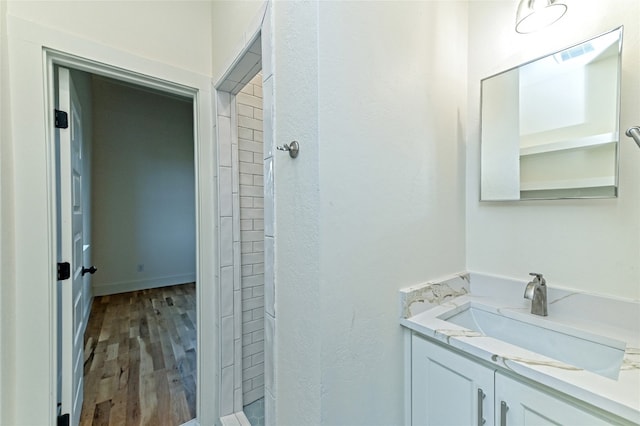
left=221, top=365, right=234, bottom=415
left=233, top=241, right=241, bottom=280
left=248, top=33, right=262, bottom=55
left=235, top=338, right=243, bottom=388
left=234, top=289, right=242, bottom=339
left=221, top=79, right=241, bottom=93
left=219, top=132, right=232, bottom=169
left=221, top=316, right=234, bottom=367
left=253, top=84, right=263, bottom=99
left=239, top=150, right=254, bottom=163
left=264, top=236, right=275, bottom=317
left=262, top=77, right=273, bottom=160
left=219, top=167, right=233, bottom=217
left=234, top=247, right=242, bottom=292
left=264, top=389, right=275, bottom=426
left=233, top=193, right=241, bottom=237
left=218, top=116, right=232, bottom=166
left=217, top=91, right=230, bottom=117
left=244, top=397, right=265, bottom=426
left=240, top=173, right=254, bottom=186
left=220, top=217, right=233, bottom=267
left=263, top=158, right=274, bottom=237
left=221, top=266, right=234, bottom=318
left=232, top=146, right=239, bottom=192
left=264, top=313, right=276, bottom=395
left=220, top=414, right=241, bottom=426
left=252, top=352, right=265, bottom=366
left=262, top=2, right=273, bottom=81
left=233, top=52, right=261, bottom=86
left=234, top=387, right=243, bottom=415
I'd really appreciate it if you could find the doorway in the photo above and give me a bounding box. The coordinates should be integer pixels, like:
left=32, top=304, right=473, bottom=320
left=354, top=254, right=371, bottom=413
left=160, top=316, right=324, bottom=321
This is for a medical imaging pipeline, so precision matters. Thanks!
left=214, top=25, right=274, bottom=424
left=52, top=56, right=204, bottom=426
left=84, top=74, right=196, bottom=425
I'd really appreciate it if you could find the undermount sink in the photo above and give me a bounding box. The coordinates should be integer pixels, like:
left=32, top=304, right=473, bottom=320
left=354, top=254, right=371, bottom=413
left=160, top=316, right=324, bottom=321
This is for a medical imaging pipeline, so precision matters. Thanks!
left=438, top=303, right=626, bottom=380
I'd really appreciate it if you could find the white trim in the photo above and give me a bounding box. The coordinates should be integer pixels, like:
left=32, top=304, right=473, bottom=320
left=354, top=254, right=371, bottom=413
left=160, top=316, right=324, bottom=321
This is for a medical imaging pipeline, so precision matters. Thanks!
left=220, top=411, right=252, bottom=426
left=6, top=16, right=217, bottom=425
left=91, top=274, right=197, bottom=296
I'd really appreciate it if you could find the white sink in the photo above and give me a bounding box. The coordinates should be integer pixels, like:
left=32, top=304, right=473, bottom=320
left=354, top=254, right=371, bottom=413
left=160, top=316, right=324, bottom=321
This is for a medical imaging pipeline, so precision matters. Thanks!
left=438, top=302, right=626, bottom=379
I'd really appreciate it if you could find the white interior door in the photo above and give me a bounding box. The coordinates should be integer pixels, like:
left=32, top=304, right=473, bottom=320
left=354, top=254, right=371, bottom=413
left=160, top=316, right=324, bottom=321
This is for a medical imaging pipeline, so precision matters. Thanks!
left=58, top=66, right=85, bottom=426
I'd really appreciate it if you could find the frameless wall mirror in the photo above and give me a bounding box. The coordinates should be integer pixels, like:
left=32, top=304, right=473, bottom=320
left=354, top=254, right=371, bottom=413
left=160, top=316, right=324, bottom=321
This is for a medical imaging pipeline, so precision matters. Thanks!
left=480, top=27, right=623, bottom=201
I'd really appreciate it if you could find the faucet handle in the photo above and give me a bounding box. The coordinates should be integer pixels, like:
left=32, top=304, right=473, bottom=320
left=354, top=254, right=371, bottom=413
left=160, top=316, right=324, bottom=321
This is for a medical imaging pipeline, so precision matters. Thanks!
left=529, top=272, right=545, bottom=285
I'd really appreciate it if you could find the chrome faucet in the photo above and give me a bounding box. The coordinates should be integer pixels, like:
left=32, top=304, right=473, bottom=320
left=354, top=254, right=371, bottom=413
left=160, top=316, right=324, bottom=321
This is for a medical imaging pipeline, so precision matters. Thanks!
left=524, top=273, right=547, bottom=316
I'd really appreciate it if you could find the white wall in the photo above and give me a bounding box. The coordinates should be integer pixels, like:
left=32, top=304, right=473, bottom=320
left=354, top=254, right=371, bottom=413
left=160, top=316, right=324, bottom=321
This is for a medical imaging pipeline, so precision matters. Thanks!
left=269, top=2, right=322, bottom=423
left=91, top=77, right=195, bottom=295
left=211, top=0, right=266, bottom=82
left=466, top=0, right=640, bottom=300
left=316, top=2, right=468, bottom=423
left=7, top=0, right=212, bottom=76
left=0, top=1, right=13, bottom=423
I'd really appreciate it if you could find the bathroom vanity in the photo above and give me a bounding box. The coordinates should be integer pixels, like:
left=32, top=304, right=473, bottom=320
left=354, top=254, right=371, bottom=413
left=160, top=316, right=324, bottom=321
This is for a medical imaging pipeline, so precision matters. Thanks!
left=400, top=273, right=640, bottom=425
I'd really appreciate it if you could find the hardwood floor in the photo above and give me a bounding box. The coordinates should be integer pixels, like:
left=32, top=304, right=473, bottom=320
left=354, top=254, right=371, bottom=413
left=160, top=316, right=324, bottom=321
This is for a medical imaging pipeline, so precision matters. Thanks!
left=80, top=283, right=196, bottom=426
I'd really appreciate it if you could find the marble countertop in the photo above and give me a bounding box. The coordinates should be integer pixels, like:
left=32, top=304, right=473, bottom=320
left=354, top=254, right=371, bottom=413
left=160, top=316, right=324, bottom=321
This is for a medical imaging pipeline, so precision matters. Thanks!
left=399, top=272, right=640, bottom=424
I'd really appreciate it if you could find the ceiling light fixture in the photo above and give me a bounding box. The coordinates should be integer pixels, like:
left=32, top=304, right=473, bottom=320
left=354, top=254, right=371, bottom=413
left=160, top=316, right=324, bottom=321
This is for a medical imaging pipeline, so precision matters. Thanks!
left=515, top=0, right=567, bottom=34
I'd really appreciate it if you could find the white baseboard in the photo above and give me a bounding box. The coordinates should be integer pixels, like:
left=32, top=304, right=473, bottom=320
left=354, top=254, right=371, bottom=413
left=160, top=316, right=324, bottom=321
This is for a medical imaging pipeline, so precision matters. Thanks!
left=91, top=273, right=196, bottom=296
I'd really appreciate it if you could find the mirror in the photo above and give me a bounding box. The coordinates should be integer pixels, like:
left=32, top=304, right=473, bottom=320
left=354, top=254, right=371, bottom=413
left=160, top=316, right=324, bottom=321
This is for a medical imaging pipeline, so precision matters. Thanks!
left=480, top=27, right=623, bottom=201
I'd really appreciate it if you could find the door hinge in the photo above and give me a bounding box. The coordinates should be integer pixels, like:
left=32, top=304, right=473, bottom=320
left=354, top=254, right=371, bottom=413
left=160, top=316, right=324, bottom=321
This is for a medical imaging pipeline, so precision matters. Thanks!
left=57, top=262, right=71, bottom=281
left=55, top=109, right=68, bottom=129
left=57, top=413, right=70, bottom=426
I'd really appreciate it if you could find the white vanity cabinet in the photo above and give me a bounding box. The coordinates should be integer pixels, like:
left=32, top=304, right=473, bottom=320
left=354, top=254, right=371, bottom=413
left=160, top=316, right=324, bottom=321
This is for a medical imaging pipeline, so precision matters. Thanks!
left=411, top=334, right=629, bottom=426
left=495, top=372, right=615, bottom=425
left=412, top=334, right=494, bottom=426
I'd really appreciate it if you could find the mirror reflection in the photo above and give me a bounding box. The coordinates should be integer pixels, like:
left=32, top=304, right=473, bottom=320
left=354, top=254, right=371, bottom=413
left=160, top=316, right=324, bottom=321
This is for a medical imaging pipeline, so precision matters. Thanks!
left=480, top=27, right=623, bottom=201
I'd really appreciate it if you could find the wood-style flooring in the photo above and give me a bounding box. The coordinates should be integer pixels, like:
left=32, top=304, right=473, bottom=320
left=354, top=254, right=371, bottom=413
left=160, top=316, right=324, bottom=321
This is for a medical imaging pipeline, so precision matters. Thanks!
left=80, top=283, right=196, bottom=426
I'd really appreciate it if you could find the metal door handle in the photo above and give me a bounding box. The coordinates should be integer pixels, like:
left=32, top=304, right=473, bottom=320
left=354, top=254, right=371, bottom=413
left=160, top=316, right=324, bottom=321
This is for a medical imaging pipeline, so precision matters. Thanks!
left=500, top=401, right=509, bottom=426
left=82, top=266, right=97, bottom=276
left=477, top=388, right=486, bottom=425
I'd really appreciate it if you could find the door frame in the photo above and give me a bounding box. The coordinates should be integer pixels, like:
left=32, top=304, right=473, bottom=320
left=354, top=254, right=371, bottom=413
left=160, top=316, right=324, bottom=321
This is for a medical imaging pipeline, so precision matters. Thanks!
left=45, top=52, right=214, bottom=425
left=5, top=16, right=217, bottom=425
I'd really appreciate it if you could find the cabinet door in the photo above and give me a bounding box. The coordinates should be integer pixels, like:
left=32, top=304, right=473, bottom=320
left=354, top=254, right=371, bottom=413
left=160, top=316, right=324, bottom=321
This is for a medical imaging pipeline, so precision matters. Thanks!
left=412, top=335, right=495, bottom=426
left=495, top=372, right=622, bottom=425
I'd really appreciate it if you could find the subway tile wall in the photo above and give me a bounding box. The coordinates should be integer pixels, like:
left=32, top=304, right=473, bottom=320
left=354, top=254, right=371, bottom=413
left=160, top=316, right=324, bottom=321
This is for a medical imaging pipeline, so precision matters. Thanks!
left=237, top=73, right=265, bottom=405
